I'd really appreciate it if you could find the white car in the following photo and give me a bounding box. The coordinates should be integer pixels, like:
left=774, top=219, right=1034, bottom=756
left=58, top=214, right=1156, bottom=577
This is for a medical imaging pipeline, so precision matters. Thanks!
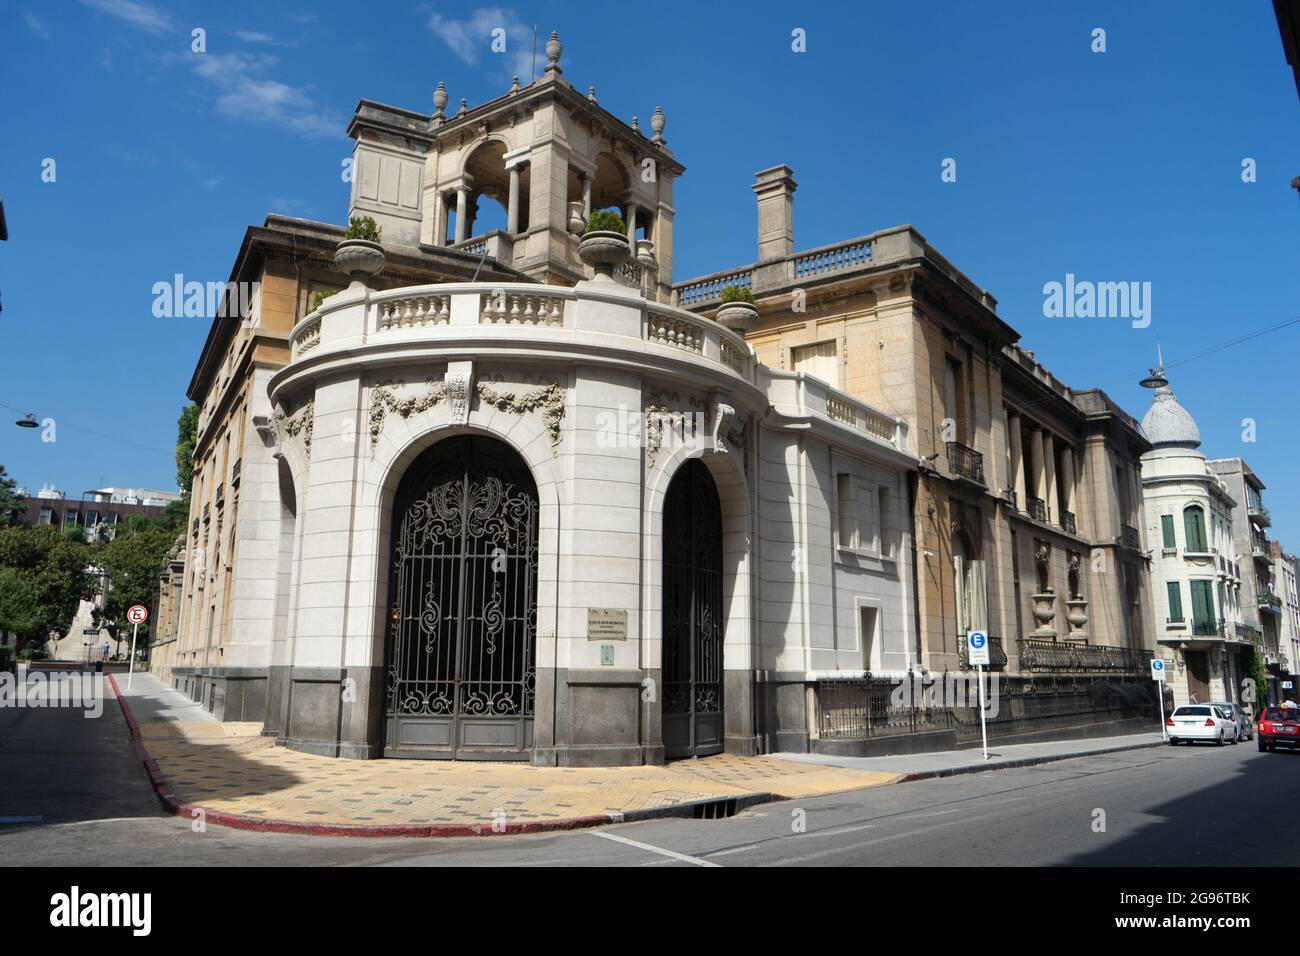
left=1210, top=701, right=1254, bottom=741
left=1167, top=705, right=1239, bottom=745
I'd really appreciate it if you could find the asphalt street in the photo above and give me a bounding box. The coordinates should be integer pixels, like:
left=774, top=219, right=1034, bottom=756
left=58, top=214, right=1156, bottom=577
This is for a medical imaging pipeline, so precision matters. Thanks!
left=0, top=671, right=1293, bottom=867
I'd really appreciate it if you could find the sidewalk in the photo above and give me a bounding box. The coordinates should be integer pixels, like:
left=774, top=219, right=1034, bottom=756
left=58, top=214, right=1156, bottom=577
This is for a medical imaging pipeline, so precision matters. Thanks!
left=107, top=672, right=903, bottom=836
left=108, top=672, right=1165, bottom=837
left=773, top=732, right=1166, bottom=778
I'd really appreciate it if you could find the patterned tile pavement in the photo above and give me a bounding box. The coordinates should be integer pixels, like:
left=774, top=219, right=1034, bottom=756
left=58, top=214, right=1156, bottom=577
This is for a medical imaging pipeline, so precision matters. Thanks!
left=138, top=726, right=901, bottom=828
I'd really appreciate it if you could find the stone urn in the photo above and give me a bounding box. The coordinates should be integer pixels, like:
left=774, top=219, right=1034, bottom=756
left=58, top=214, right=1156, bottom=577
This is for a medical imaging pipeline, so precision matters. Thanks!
left=334, top=239, right=386, bottom=284
left=577, top=230, right=630, bottom=279
left=1065, top=598, right=1089, bottom=635
left=1031, top=590, right=1057, bottom=637
left=716, top=301, right=759, bottom=334
left=567, top=201, right=586, bottom=236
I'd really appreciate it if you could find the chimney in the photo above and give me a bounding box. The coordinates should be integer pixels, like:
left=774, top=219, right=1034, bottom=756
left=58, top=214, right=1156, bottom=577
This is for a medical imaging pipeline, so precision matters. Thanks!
left=752, top=165, right=797, bottom=262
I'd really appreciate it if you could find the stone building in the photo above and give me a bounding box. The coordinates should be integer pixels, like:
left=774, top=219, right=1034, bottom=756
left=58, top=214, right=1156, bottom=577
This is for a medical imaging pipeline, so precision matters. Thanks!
left=674, top=170, right=1155, bottom=697
left=1207, top=457, right=1284, bottom=702
left=157, top=37, right=916, bottom=764
left=1139, top=370, right=1253, bottom=708
left=1270, top=540, right=1300, bottom=697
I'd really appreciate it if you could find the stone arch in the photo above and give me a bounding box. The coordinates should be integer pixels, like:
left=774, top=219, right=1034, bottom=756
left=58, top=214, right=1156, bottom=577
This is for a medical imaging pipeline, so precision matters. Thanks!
left=460, top=137, right=524, bottom=235
left=644, top=441, right=752, bottom=754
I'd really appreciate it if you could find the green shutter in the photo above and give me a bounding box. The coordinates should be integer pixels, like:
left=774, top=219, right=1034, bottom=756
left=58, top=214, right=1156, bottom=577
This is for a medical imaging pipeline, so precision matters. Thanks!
left=1190, top=580, right=1215, bottom=625
left=1183, top=507, right=1207, bottom=552
left=1161, top=514, right=1176, bottom=549
left=1166, top=581, right=1183, bottom=621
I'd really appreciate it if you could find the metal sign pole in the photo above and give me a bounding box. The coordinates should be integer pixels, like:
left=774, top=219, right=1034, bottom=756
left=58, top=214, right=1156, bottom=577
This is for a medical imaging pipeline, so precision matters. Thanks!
left=1157, top=676, right=1166, bottom=739
left=977, top=663, right=989, bottom=760
left=128, top=621, right=138, bottom=689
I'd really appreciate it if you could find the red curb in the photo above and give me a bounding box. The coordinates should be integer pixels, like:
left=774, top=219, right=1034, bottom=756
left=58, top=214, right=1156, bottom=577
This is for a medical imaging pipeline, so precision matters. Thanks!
left=103, top=674, right=744, bottom=838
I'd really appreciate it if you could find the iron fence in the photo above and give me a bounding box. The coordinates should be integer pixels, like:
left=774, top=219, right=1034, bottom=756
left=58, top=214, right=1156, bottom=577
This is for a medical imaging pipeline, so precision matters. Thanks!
left=1018, top=637, right=1137, bottom=673
left=945, top=441, right=985, bottom=484
left=815, top=675, right=1161, bottom=744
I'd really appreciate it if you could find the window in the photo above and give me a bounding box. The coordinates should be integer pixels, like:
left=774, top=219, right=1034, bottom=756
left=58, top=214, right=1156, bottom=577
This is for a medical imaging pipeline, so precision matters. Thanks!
left=1190, top=579, right=1216, bottom=626
left=877, top=486, right=894, bottom=558
left=1167, top=581, right=1184, bottom=622
left=38, top=508, right=53, bottom=524
left=953, top=537, right=988, bottom=636
left=1183, top=505, right=1208, bottom=552
left=63, top=510, right=79, bottom=527
left=86, top=509, right=99, bottom=528
left=859, top=606, right=878, bottom=670
left=791, top=341, right=838, bottom=387
left=1161, top=514, right=1176, bottom=550
left=836, top=473, right=879, bottom=553
left=943, top=358, right=967, bottom=442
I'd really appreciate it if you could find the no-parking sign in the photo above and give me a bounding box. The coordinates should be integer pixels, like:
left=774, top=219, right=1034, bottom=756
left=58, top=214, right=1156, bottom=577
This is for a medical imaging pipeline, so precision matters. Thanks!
left=127, top=604, right=148, bottom=625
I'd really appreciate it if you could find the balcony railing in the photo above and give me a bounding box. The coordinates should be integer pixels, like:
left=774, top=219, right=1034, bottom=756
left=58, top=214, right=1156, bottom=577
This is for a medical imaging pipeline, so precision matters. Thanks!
left=1060, top=510, right=1077, bottom=535
left=1249, top=501, right=1271, bottom=527
left=231, top=459, right=241, bottom=487
left=957, top=633, right=1007, bottom=671
left=1017, top=637, right=1138, bottom=673
left=1259, top=592, right=1282, bottom=614
left=191, top=518, right=199, bottom=536
left=215, top=483, right=225, bottom=508
left=1027, top=495, right=1048, bottom=523
left=1191, top=619, right=1224, bottom=637
left=1120, top=525, right=1141, bottom=550
left=202, top=502, right=210, bottom=524
left=946, top=441, right=985, bottom=484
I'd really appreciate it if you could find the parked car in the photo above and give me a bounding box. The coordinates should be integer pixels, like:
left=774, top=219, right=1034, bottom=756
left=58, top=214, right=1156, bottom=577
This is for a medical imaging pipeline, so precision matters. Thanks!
left=1167, top=705, right=1238, bottom=745
left=1256, top=706, right=1300, bottom=752
left=1211, top=701, right=1254, bottom=741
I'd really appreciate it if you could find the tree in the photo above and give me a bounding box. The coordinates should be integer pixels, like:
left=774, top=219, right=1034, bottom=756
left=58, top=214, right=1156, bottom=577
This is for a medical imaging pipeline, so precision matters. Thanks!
left=175, top=403, right=198, bottom=493
left=0, top=465, right=22, bottom=526
left=94, top=522, right=173, bottom=649
left=0, top=525, right=94, bottom=648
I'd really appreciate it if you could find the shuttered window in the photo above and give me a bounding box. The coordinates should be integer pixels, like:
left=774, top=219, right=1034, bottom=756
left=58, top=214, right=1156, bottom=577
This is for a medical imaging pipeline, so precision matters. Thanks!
left=1161, top=514, right=1176, bottom=549
left=791, top=341, right=838, bottom=387
left=1167, top=581, right=1183, bottom=621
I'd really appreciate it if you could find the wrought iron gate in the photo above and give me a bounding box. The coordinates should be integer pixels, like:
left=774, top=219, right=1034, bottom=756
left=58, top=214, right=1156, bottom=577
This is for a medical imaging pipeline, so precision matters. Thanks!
left=384, top=436, right=538, bottom=758
left=662, top=459, right=724, bottom=758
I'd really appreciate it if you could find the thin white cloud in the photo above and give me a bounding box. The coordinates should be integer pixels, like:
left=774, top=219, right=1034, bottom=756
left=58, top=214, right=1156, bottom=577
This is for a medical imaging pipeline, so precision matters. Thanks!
left=427, top=7, right=537, bottom=82
left=189, top=51, right=336, bottom=138
left=25, top=11, right=50, bottom=39
left=233, top=30, right=275, bottom=44
left=78, top=0, right=173, bottom=35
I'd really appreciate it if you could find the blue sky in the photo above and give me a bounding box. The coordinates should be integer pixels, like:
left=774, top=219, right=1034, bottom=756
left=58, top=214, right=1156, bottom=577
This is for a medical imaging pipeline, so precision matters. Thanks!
left=2, top=1, right=1297, bottom=546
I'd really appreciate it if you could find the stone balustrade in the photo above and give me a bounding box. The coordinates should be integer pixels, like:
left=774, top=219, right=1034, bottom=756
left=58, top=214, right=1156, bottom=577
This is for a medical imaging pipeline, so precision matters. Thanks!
left=765, top=367, right=908, bottom=453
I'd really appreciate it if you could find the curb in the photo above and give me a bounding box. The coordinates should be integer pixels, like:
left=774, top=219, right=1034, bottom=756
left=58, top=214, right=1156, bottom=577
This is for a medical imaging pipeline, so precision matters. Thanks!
left=105, top=674, right=780, bottom=838
left=895, top=739, right=1168, bottom=782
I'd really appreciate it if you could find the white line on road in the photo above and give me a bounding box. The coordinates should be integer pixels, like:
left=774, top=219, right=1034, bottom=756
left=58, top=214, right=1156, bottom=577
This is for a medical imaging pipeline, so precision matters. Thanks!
left=589, top=829, right=721, bottom=867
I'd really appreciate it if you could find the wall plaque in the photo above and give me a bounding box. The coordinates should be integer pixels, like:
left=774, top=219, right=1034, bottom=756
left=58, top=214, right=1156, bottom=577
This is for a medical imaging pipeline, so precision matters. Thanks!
left=587, top=608, right=627, bottom=641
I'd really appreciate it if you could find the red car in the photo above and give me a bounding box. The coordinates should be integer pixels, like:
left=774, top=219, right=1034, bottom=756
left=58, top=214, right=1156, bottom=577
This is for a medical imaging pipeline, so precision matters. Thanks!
left=1257, top=706, right=1300, bottom=752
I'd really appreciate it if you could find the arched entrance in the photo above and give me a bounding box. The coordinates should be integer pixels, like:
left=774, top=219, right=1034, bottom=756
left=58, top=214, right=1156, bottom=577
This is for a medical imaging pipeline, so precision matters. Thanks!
left=662, top=459, right=724, bottom=758
left=384, top=435, right=538, bottom=759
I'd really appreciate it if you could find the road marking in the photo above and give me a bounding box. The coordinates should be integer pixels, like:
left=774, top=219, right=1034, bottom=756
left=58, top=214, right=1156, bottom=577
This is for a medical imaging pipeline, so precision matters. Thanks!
left=43, top=817, right=155, bottom=829
left=589, top=829, right=721, bottom=867
left=0, top=816, right=43, bottom=824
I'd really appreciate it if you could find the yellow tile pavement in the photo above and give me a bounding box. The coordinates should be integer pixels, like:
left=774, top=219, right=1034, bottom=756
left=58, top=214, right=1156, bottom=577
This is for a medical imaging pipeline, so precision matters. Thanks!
left=140, top=723, right=901, bottom=829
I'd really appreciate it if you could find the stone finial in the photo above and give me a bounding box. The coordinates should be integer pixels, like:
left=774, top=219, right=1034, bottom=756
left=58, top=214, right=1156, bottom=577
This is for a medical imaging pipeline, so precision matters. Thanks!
left=588, top=85, right=597, bottom=103
left=631, top=115, right=640, bottom=133
left=432, top=81, right=448, bottom=117
left=457, top=97, right=468, bottom=117
left=545, top=31, right=563, bottom=74
left=650, top=105, right=666, bottom=144
left=509, top=75, right=520, bottom=95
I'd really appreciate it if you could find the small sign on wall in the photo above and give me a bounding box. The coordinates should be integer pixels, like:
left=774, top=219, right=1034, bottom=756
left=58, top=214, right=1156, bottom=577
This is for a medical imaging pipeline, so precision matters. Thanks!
left=587, top=608, right=627, bottom=641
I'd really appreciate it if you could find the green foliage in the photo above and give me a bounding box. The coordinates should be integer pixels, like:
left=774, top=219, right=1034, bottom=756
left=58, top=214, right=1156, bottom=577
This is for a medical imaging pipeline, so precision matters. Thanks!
left=311, top=288, right=340, bottom=312
left=719, top=284, right=755, bottom=304
left=0, top=465, right=22, bottom=526
left=175, top=403, right=198, bottom=493
left=0, top=524, right=94, bottom=647
left=583, top=209, right=626, bottom=234
left=62, top=524, right=87, bottom=543
left=94, top=523, right=174, bottom=642
left=1246, top=645, right=1270, bottom=708
left=344, top=216, right=382, bottom=242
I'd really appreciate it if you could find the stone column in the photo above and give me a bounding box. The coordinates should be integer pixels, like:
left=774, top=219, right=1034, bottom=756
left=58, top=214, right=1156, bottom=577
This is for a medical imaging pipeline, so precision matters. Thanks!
left=581, top=172, right=592, bottom=218
left=1029, top=427, right=1046, bottom=507
left=1008, top=412, right=1025, bottom=506
left=1043, top=434, right=1057, bottom=524
left=625, top=199, right=639, bottom=245
left=507, top=164, right=522, bottom=235
left=1059, top=446, right=1077, bottom=516
left=454, top=186, right=470, bottom=243
left=433, top=192, right=448, bottom=247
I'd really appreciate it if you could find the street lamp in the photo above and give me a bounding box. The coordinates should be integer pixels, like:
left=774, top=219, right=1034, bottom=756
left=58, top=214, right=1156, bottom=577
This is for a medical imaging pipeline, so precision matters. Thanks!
left=1139, top=344, right=1169, bottom=390
left=15, top=413, right=39, bottom=429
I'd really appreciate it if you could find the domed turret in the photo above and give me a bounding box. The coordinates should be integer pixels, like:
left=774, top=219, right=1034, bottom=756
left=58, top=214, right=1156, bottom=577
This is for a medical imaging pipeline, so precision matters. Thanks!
left=1140, top=374, right=1201, bottom=450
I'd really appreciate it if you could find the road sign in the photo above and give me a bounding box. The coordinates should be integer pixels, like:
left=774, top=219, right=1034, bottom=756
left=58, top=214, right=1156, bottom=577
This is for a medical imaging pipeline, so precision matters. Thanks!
left=1284, top=680, right=1294, bottom=691
left=127, top=604, right=148, bottom=625
left=967, top=630, right=990, bottom=666
left=1151, top=659, right=1168, bottom=738
left=1150, top=658, right=1166, bottom=682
